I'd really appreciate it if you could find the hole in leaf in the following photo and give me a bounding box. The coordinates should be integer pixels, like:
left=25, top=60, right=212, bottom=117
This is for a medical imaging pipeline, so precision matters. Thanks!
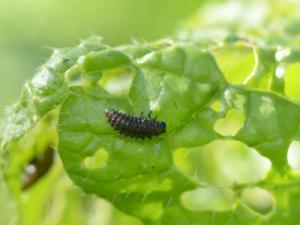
left=181, top=187, right=236, bottom=211
left=285, top=63, right=300, bottom=100
left=213, top=108, right=245, bottom=136
left=173, top=141, right=271, bottom=185
left=84, top=148, right=108, bottom=169
left=210, top=100, right=223, bottom=112
left=139, top=202, right=164, bottom=220
left=212, top=46, right=255, bottom=84
left=121, top=178, right=173, bottom=193
left=99, top=66, right=134, bottom=96
left=68, top=72, right=84, bottom=86
left=241, top=187, right=274, bottom=215
left=288, top=141, right=300, bottom=171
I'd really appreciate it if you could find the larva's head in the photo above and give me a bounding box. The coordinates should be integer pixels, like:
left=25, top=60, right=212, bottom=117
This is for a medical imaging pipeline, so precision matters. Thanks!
left=105, top=109, right=111, bottom=116
left=156, top=121, right=166, bottom=134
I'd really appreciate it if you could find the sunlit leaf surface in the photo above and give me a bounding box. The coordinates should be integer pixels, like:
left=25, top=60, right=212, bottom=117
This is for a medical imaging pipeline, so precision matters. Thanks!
left=2, top=1, right=300, bottom=224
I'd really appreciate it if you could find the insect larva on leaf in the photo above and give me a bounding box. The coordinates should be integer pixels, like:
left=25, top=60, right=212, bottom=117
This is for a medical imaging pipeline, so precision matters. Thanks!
left=105, top=109, right=166, bottom=139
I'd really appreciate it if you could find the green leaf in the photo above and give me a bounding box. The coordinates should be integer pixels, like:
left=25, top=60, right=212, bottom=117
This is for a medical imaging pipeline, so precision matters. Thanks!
left=0, top=36, right=106, bottom=149
left=2, top=1, right=300, bottom=224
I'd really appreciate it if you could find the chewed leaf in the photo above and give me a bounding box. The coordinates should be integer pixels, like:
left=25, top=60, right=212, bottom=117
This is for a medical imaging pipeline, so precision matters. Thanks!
left=0, top=36, right=107, bottom=149
left=55, top=38, right=300, bottom=223
left=3, top=2, right=300, bottom=222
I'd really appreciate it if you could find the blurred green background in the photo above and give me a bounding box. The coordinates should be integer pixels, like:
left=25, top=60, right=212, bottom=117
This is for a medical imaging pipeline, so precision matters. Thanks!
left=0, top=0, right=212, bottom=113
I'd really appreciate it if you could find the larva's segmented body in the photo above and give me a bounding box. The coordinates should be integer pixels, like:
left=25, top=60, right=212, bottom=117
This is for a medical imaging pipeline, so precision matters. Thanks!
left=105, top=109, right=166, bottom=139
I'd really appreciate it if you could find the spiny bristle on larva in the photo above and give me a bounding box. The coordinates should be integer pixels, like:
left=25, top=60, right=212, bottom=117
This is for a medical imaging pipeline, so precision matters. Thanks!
left=105, top=109, right=166, bottom=139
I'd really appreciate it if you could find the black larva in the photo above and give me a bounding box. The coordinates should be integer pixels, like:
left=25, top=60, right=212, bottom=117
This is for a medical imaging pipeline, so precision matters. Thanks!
left=105, top=109, right=166, bottom=139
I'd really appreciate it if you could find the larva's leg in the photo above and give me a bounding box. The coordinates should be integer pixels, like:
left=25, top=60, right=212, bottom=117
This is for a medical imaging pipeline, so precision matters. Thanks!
left=139, top=112, right=144, bottom=119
